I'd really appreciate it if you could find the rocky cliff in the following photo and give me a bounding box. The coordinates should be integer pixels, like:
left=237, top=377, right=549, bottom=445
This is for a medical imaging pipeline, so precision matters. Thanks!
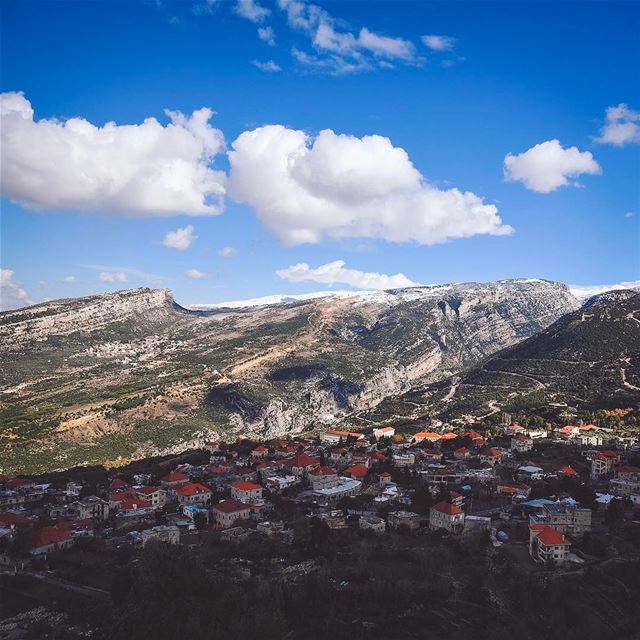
left=0, top=279, right=578, bottom=473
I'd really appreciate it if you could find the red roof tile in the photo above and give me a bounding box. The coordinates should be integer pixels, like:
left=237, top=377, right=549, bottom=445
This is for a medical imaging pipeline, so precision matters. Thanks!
left=232, top=481, right=262, bottom=491
left=213, top=498, right=250, bottom=513
left=431, top=501, right=463, bottom=516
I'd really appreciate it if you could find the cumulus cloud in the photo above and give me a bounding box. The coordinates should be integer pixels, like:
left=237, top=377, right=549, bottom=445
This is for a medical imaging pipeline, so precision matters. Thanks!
left=163, top=225, right=196, bottom=250
left=277, top=260, right=420, bottom=290
left=504, top=139, right=601, bottom=193
left=594, top=103, right=640, bottom=146
left=185, top=269, right=210, bottom=279
left=625, top=211, right=634, bottom=218
left=228, top=125, right=512, bottom=245
left=257, top=26, right=276, bottom=45
left=252, top=59, right=282, bottom=72
left=278, top=0, right=418, bottom=74
left=421, top=35, right=455, bottom=51
left=99, top=271, right=127, bottom=283
left=1, top=269, right=32, bottom=310
left=234, top=0, right=270, bottom=23
left=218, top=246, right=237, bottom=257
left=62, top=276, right=76, bottom=283
left=0, top=91, right=226, bottom=216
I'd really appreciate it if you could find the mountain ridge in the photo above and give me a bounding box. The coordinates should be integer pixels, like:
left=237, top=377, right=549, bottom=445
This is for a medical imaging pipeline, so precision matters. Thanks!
left=0, top=279, right=579, bottom=473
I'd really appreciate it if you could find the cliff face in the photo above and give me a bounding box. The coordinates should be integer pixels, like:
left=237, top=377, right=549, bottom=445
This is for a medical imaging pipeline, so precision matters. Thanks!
left=0, top=280, right=578, bottom=473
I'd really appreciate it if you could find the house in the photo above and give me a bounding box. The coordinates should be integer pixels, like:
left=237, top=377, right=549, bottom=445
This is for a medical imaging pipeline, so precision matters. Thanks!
left=141, top=525, right=180, bottom=546
left=183, top=504, right=210, bottom=524
left=454, top=447, right=471, bottom=460
left=321, top=430, right=365, bottom=444
left=29, top=525, right=75, bottom=555
left=497, top=481, right=531, bottom=498
left=423, top=449, right=443, bottom=462
left=591, top=453, right=614, bottom=479
left=387, top=510, right=420, bottom=532
left=109, top=491, right=152, bottom=513
left=230, top=481, right=263, bottom=503
left=609, top=465, right=640, bottom=497
left=313, top=477, right=361, bottom=505
left=392, top=453, right=415, bottom=467
left=134, top=486, right=167, bottom=507
left=413, top=432, right=441, bottom=443
left=70, top=496, right=110, bottom=521
left=449, top=490, right=465, bottom=507
left=282, top=453, right=320, bottom=478
left=373, top=426, right=395, bottom=439
left=251, top=445, right=268, bottom=458
left=516, top=465, right=544, bottom=481
left=579, top=433, right=604, bottom=447
left=359, top=515, right=386, bottom=534
left=429, top=501, right=465, bottom=533
left=464, top=515, right=491, bottom=534
left=160, top=472, right=190, bottom=489
left=555, top=425, right=580, bottom=439
left=344, top=464, right=369, bottom=480
left=511, top=434, right=534, bottom=453
left=379, top=472, right=393, bottom=488
left=529, top=524, right=570, bottom=565
left=175, top=482, right=212, bottom=506
left=558, top=466, right=579, bottom=478
left=329, top=448, right=350, bottom=464
left=530, top=502, right=592, bottom=535
left=479, top=447, right=503, bottom=466
left=211, top=499, right=251, bottom=528
left=265, top=475, right=298, bottom=493
left=309, top=466, right=339, bottom=491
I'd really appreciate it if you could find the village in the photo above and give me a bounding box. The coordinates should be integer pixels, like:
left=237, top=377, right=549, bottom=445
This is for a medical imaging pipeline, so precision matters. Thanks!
left=1, top=412, right=639, bottom=581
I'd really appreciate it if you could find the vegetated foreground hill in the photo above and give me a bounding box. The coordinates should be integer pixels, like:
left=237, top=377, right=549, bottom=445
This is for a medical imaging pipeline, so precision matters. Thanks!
left=370, top=289, right=640, bottom=423
left=0, top=280, right=577, bottom=473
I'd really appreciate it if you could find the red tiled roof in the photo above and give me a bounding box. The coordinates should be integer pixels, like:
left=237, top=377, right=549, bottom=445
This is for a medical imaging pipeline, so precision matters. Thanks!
left=0, top=512, right=30, bottom=526
left=283, top=453, right=319, bottom=468
left=162, top=472, right=189, bottom=483
left=213, top=498, right=250, bottom=513
left=345, top=464, right=369, bottom=478
left=232, top=481, right=262, bottom=491
left=414, top=432, right=441, bottom=440
left=531, top=524, right=569, bottom=546
left=176, top=482, right=211, bottom=497
left=431, top=501, right=463, bottom=516
left=32, top=525, right=74, bottom=548
left=310, top=466, right=337, bottom=476
left=380, top=472, right=392, bottom=477
left=135, top=485, right=160, bottom=495
left=558, top=466, right=579, bottom=476
left=109, top=478, right=130, bottom=489
left=439, top=433, right=458, bottom=440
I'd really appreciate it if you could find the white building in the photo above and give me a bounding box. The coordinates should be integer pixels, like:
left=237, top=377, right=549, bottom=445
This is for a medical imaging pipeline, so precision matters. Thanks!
left=142, top=525, right=180, bottom=546
left=429, top=501, right=465, bottom=533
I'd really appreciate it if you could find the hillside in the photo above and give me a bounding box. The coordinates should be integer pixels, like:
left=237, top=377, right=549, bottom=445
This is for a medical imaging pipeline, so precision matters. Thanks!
left=367, top=289, right=640, bottom=423
left=0, top=280, right=577, bottom=473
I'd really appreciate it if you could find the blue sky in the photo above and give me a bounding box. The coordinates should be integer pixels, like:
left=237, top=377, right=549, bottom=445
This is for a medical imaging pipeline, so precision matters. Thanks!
left=1, top=0, right=639, bottom=308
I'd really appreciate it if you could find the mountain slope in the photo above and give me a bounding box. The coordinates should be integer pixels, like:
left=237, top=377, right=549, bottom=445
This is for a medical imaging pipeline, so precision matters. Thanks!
left=377, top=289, right=640, bottom=421
left=0, top=280, right=577, bottom=473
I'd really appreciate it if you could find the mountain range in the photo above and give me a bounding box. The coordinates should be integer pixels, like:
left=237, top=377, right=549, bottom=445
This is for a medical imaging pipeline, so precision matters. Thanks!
left=1, top=279, right=637, bottom=474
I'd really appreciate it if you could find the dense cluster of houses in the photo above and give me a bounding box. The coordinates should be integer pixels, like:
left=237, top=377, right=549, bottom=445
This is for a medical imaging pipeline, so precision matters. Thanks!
left=1, top=417, right=638, bottom=570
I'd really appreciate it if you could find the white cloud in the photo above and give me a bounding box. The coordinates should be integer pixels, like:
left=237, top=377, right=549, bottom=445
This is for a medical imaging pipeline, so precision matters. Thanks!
left=625, top=211, right=634, bottom=218
left=228, top=125, right=512, bottom=245
left=277, top=260, right=420, bottom=290
left=252, top=59, right=282, bottom=72
left=421, top=35, right=456, bottom=51
left=185, top=269, right=210, bottom=279
left=81, top=264, right=166, bottom=283
left=163, top=225, right=196, bottom=250
left=218, top=246, right=237, bottom=257
left=257, top=26, right=276, bottom=45
left=62, top=276, right=76, bottom=283
left=99, top=271, right=127, bottom=283
left=569, top=280, right=640, bottom=300
left=503, top=139, right=601, bottom=193
left=595, top=103, right=640, bottom=146
left=0, top=91, right=226, bottom=216
left=278, top=0, right=419, bottom=74
left=1, top=269, right=32, bottom=310
left=234, top=0, right=270, bottom=23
